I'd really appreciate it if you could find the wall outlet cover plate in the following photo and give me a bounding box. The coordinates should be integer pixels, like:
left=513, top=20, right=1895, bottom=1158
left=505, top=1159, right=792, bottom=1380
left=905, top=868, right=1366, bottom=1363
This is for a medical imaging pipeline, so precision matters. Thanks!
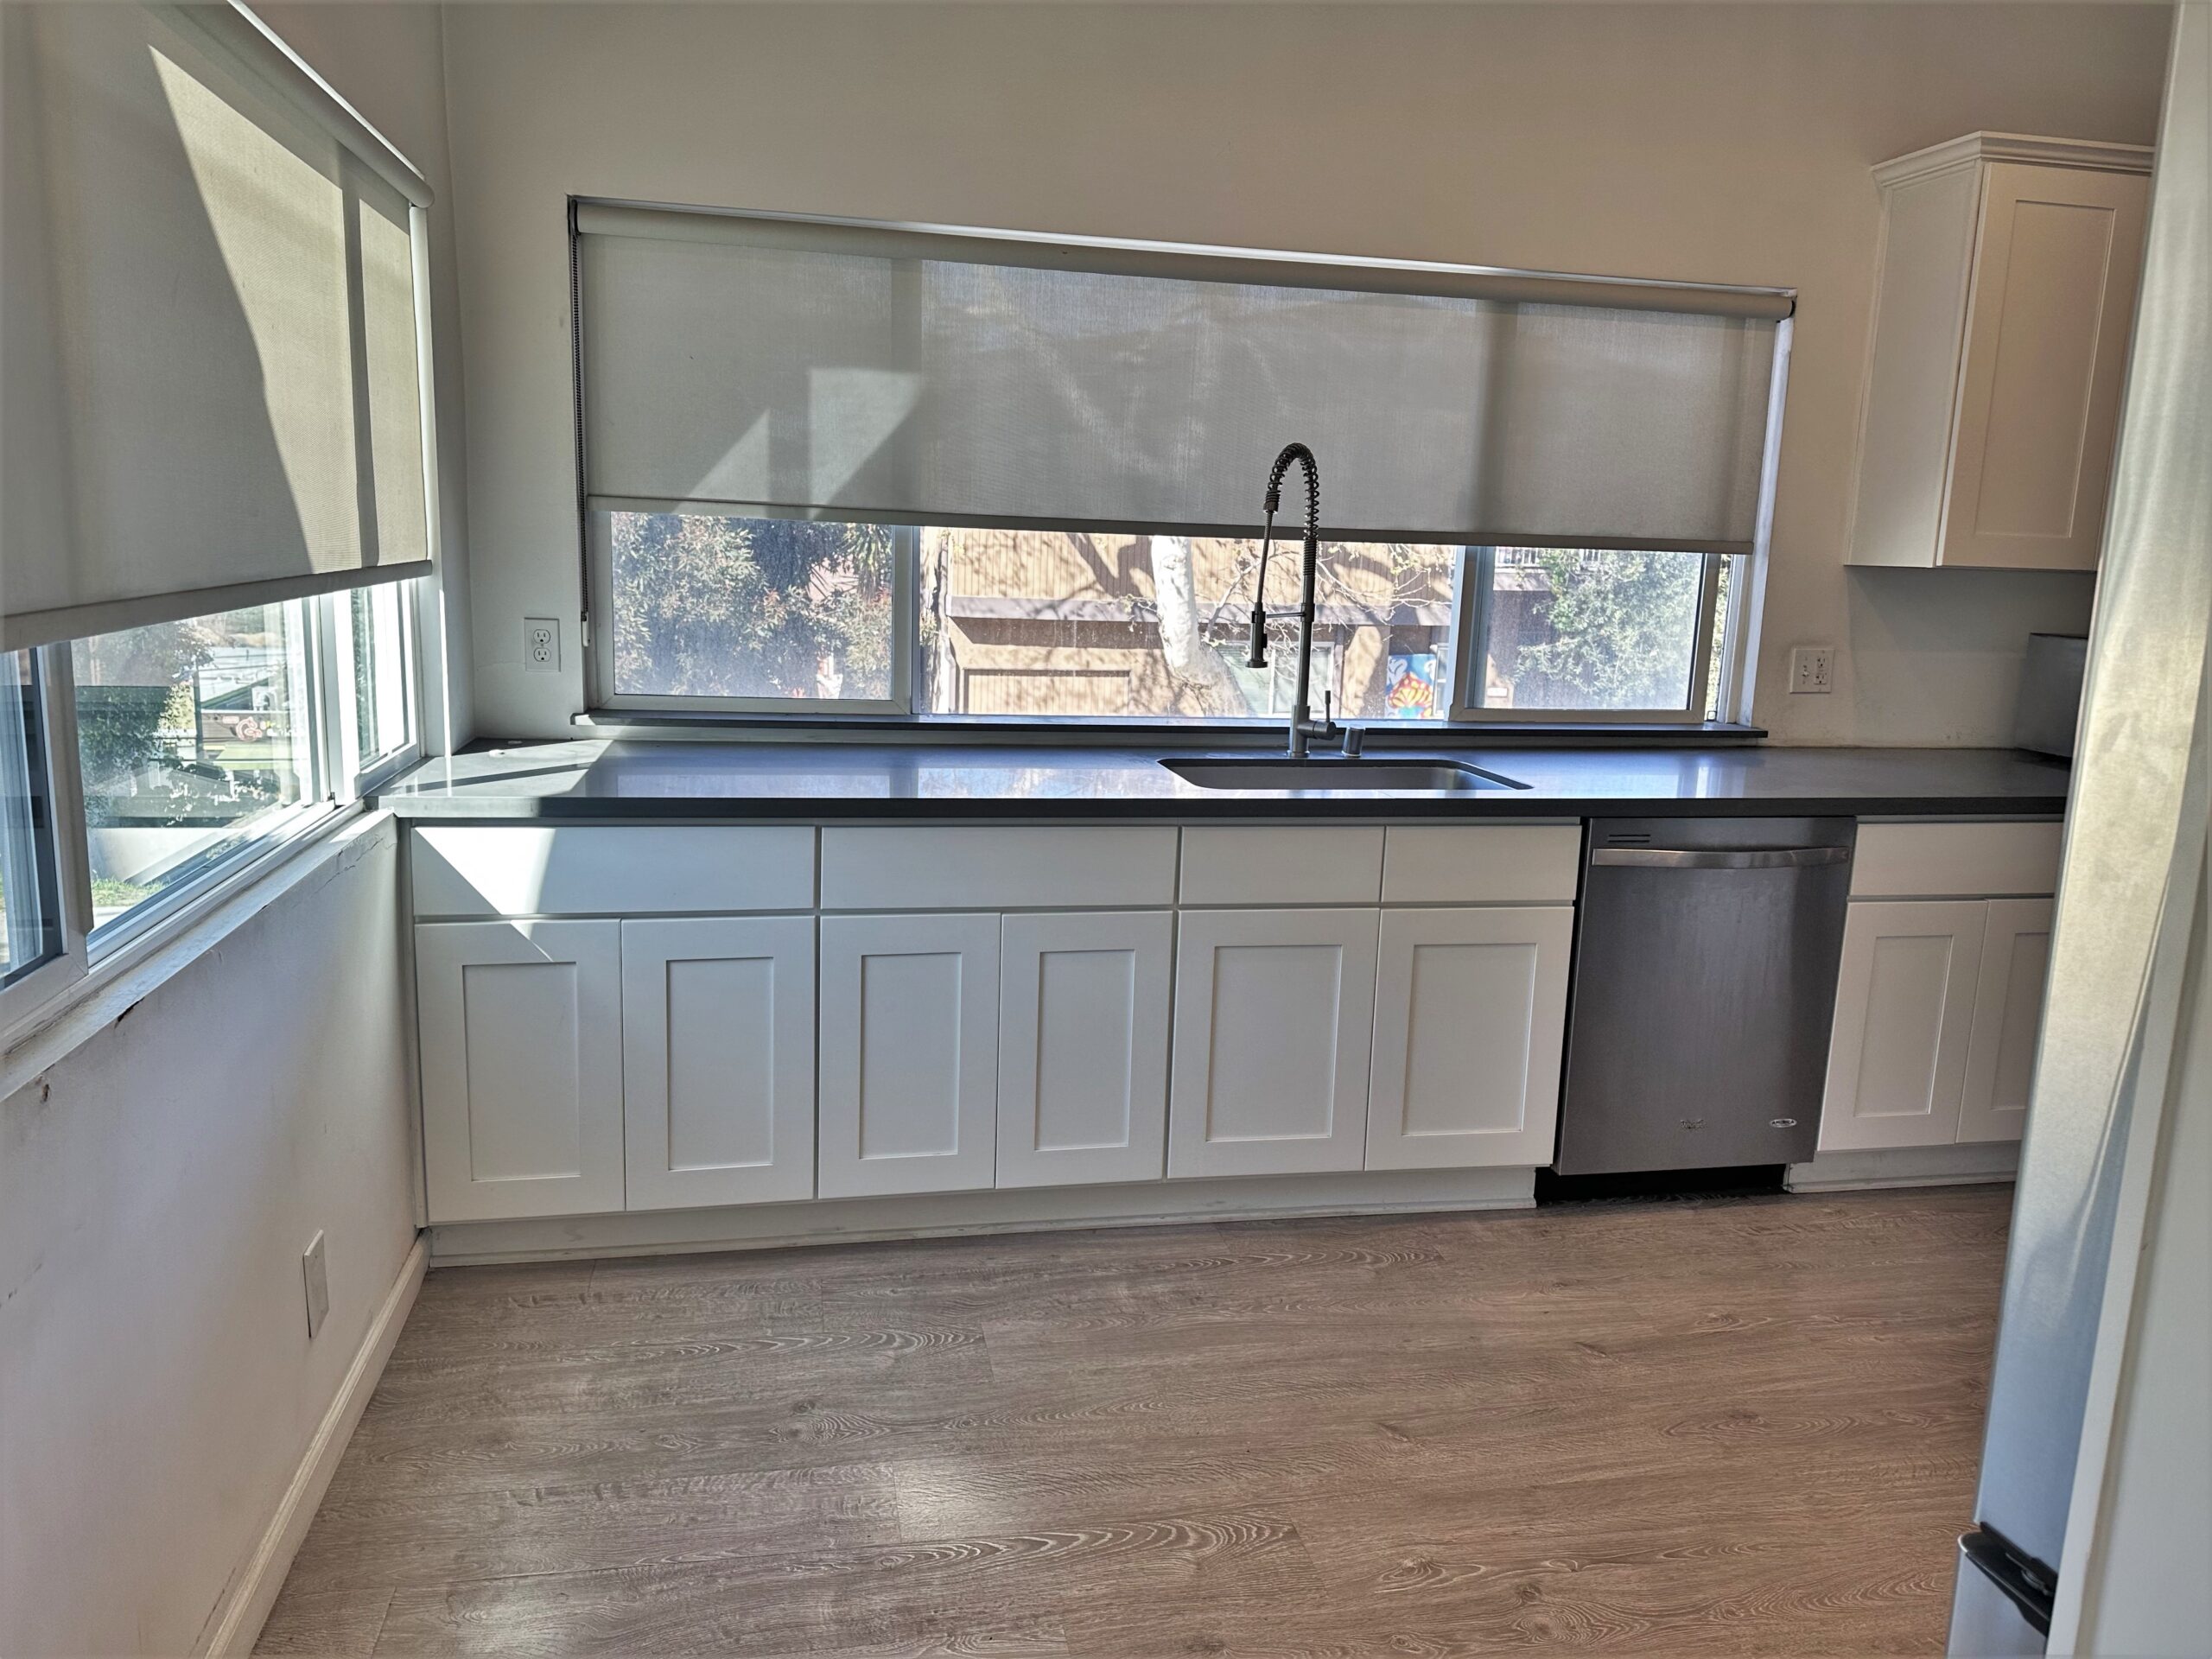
left=524, top=618, right=560, bottom=674
left=1789, top=645, right=1834, bottom=695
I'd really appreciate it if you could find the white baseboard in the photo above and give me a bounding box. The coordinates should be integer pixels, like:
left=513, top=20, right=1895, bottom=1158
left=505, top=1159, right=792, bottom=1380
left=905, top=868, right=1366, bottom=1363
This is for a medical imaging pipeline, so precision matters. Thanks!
left=1785, top=1141, right=2021, bottom=1192
left=429, top=1166, right=1535, bottom=1266
left=198, top=1234, right=428, bottom=1658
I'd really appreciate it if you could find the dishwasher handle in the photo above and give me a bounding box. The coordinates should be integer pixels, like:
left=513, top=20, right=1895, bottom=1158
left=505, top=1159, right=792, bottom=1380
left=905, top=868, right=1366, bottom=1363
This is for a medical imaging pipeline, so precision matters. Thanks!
left=1590, top=845, right=1852, bottom=870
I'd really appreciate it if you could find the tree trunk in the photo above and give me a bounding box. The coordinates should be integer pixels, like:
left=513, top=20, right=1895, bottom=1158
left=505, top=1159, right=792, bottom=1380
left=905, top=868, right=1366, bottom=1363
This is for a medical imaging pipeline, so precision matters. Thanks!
left=1146, top=536, right=1245, bottom=715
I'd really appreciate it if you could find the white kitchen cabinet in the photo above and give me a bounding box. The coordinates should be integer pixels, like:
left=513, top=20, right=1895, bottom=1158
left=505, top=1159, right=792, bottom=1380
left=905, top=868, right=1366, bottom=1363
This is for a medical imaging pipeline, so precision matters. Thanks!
left=416, top=919, right=625, bottom=1223
left=995, top=911, right=1173, bottom=1189
left=1847, top=134, right=2150, bottom=571
left=818, top=912, right=1000, bottom=1198
left=1819, top=900, right=1986, bottom=1152
left=620, top=916, right=817, bottom=1211
left=1956, top=898, right=2056, bottom=1145
left=1168, top=908, right=1378, bottom=1179
left=1365, top=906, right=1575, bottom=1171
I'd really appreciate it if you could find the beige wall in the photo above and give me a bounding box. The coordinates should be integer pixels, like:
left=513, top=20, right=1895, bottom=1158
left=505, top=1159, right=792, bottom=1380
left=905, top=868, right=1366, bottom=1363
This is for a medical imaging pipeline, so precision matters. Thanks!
left=442, top=1, right=2164, bottom=744
left=0, top=822, right=415, bottom=1656
left=255, top=0, right=478, bottom=752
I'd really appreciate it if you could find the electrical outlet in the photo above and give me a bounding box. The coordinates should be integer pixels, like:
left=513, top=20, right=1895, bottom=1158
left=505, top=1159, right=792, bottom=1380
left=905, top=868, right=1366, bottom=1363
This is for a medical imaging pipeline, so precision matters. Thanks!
left=524, top=618, right=560, bottom=674
left=1789, top=645, right=1834, bottom=695
left=302, top=1230, right=330, bottom=1339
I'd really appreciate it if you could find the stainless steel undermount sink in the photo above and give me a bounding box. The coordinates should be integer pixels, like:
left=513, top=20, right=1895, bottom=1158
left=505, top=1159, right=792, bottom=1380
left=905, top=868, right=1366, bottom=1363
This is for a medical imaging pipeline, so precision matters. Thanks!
left=1160, top=756, right=1527, bottom=792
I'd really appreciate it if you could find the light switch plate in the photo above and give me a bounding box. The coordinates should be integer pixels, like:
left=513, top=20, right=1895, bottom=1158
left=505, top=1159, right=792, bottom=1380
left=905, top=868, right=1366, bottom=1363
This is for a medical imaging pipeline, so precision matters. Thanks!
left=524, top=618, right=560, bottom=674
left=302, top=1230, right=330, bottom=1338
left=1789, top=645, right=1834, bottom=695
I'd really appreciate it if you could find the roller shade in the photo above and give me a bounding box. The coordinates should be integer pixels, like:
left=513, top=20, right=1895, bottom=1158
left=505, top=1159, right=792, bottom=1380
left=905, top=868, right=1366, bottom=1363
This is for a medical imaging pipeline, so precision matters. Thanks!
left=577, top=203, right=1788, bottom=551
left=1, top=3, right=434, bottom=652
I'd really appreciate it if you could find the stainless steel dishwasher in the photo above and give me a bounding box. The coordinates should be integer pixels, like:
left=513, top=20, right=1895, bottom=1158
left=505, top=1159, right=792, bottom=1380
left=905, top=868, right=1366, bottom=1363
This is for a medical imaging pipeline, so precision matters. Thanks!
left=1554, top=817, right=1855, bottom=1175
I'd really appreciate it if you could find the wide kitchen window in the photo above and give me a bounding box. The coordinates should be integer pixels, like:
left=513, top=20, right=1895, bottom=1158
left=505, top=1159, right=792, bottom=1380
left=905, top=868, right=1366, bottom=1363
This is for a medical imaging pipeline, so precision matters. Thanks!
left=575, top=204, right=1789, bottom=726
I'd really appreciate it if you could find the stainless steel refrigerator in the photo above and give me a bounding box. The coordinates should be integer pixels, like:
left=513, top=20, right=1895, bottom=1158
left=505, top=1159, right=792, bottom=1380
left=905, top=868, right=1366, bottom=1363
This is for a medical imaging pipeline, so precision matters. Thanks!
left=1949, top=7, right=2210, bottom=1651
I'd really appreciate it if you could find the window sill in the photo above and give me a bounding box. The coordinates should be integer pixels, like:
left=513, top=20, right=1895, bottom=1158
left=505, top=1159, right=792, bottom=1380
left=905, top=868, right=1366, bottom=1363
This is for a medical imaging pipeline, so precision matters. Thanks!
left=570, top=709, right=1767, bottom=749
left=1, top=805, right=390, bottom=1096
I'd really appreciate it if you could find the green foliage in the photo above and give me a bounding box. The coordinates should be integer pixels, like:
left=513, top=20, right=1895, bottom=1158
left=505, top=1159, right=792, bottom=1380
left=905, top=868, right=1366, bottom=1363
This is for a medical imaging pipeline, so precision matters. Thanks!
left=612, top=514, right=895, bottom=700
left=1511, top=550, right=1700, bottom=709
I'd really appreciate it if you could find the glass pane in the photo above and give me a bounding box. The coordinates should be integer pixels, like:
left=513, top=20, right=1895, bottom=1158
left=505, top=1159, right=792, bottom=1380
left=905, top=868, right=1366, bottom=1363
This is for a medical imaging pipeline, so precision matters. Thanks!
left=1473, top=548, right=1708, bottom=713
left=73, top=602, right=315, bottom=936
left=914, top=529, right=1455, bottom=721
left=608, top=512, right=897, bottom=702
left=351, top=582, right=411, bottom=765
left=2, top=652, right=63, bottom=984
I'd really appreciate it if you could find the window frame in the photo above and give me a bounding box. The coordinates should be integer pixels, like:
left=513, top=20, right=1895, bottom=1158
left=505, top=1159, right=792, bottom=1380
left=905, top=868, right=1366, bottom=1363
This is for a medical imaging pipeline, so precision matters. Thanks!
left=72, top=596, right=338, bottom=962
left=325, top=579, right=426, bottom=796
left=581, top=512, right=1751, bottom=730
left=586, top=508, right=918, bottom=717
left=0, top=650, right=89, bottom=1033
left=1447, top=546, right=1738, bottom=725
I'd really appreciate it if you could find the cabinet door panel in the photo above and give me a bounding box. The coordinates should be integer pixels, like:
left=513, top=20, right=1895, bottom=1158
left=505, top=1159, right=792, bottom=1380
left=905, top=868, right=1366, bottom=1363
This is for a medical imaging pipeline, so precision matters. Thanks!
left=1366, top=906, right=1573, bottom=1170
left=1944, top=162, right=2149, bottom=569
left=1957, top=898, right=2056, bottom=1145
left=416, top=919, right=623, bottom=1222
left=1819, top=900, right=1986, bottom=1151
left=1168, top=909, right=1377, bottom=1179
left=819, top=913, right=999, bottom=1198
left=622, top=917, right=817, bottom=1211
left=997, top=912, right=1173, bottom=1189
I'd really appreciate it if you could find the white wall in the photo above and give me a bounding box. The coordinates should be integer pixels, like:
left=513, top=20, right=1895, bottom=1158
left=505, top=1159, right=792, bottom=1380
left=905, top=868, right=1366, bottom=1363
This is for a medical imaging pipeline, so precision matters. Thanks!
left=439, top=1, right=2165, bottom=745
left=253, top=0, right=477, bottom=753
left=0, top=819, right=415, bottom=1657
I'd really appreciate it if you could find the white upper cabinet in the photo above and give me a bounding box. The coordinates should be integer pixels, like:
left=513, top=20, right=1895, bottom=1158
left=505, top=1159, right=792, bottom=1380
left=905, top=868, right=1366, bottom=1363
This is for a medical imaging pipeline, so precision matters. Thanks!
left=1168, top=907, right=1379, bottom=1179
left=817, top=912, right=1001, bottom=1198
left=1847, top=134, right=2151, bottom=571
left=1957, top=898, right=2056, bottom=1145
left=995, top=911, right=1173, bottom=1189
left=1365, top=906, right=1574, bottom=1171
left=416, top=919, right=626, bottom=1223
left=620, top=916, right=817, bottom=1211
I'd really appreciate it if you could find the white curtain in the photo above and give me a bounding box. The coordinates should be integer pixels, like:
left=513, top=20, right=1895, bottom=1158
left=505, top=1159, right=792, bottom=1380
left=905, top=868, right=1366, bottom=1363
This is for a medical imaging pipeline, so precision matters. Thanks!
left=1, top=3, right=432, bottom=652
left=578, top=206, right=1783, bottom=550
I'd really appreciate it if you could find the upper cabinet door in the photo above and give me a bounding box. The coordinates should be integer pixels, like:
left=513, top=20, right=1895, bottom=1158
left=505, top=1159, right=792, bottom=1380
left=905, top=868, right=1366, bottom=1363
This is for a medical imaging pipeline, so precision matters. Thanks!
left=996, top=911, right=1173, bottom=1190
left=1957, top=898, right=2056, bottom=1145
left=1365, top=906, right=1574, bottom=1171
left=1168, top=908, right=1379, bottom=1179
left=1942, top=162, right=2150, bottom=570
left=818, top=912, right=1000, bottom=1198
left=1819, top=900, right=1987, bottom=1152
left=416, top=919, right=625, bottom=1223
left=621, top=916, right=817, bottom=1211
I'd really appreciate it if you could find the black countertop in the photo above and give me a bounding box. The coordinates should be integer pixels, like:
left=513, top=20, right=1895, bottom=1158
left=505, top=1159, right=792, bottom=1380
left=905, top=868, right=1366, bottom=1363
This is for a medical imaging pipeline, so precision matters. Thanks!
left=374, top=741, right=2071, bottom=821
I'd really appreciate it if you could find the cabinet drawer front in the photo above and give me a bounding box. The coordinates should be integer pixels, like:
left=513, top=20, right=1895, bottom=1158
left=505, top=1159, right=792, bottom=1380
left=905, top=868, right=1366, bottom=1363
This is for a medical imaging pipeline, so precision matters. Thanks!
left=1851, top=821, right=2063, bottom=899
left=819, top=827, right=1176, bottom=910
left=416, top=919, right=625, bottom=1223
left=1179, top=827, right=1383, bottom=906
left=1382, top=825, right=1581, bottom=905
left=412, top=826, right=814, bottom=918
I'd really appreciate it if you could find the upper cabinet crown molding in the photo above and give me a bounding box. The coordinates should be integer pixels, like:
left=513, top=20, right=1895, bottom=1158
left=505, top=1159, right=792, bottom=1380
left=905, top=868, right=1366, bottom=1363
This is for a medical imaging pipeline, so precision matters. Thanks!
left=1871, top=131, right=2152, bottom=188
left=1847, top=132, right=2152, bottom=572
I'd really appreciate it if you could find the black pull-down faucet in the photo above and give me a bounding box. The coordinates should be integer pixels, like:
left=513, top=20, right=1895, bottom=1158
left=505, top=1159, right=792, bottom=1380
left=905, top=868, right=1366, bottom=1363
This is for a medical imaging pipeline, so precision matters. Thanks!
left=1246, top=442, right=1346, bottom=760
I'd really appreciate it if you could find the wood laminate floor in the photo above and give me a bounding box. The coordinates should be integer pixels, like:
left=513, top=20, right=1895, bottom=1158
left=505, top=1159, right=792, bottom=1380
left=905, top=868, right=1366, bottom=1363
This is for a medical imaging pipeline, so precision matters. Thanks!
left=259, top=1185, right=2012, bottom=1656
